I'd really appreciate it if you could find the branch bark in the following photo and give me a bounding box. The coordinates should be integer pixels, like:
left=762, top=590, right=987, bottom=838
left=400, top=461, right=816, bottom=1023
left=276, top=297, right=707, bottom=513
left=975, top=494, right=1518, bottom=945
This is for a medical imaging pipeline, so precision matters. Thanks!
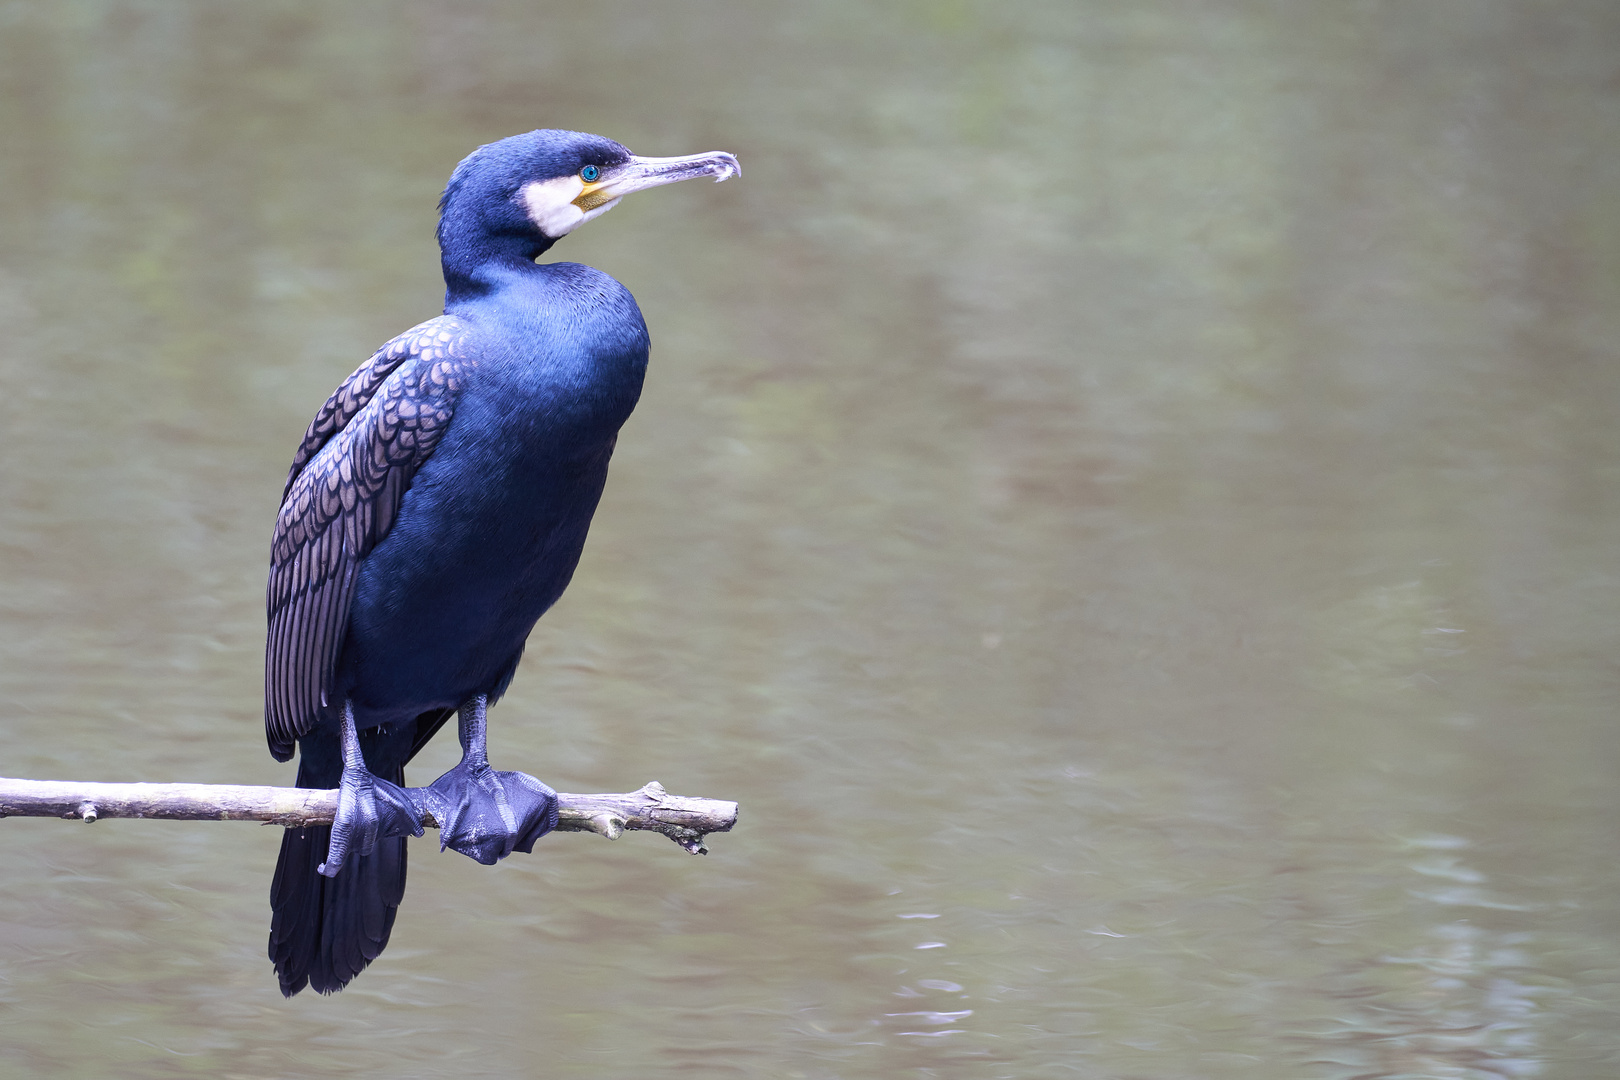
left=0, top=777, right=736, bottom=854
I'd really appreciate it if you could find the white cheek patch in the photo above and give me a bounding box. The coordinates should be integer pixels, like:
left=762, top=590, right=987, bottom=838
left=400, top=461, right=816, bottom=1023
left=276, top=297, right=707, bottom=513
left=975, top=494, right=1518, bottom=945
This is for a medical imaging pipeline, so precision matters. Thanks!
left=521, top=176, right=584, bottom=238
left=521, top=176, right=622, bottom=239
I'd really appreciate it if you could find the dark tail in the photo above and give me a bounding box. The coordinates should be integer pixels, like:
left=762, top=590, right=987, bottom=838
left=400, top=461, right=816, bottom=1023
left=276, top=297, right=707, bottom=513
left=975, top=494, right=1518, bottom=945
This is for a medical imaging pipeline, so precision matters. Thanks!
left=268, top=749, right=407, bottom=997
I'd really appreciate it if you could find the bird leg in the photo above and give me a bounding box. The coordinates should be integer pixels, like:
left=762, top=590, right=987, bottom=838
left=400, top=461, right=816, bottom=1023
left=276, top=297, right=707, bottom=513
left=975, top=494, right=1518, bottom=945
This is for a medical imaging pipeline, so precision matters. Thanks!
left=317, top=700, right=424, bottom=877
left=418, top=694, right=559, bottom=865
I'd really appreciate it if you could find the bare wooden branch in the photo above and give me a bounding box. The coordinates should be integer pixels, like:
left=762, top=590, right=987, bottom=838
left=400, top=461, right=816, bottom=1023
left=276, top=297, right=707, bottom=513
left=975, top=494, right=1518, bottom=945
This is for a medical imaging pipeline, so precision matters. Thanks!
left=0, top=777, right=736, bottom=854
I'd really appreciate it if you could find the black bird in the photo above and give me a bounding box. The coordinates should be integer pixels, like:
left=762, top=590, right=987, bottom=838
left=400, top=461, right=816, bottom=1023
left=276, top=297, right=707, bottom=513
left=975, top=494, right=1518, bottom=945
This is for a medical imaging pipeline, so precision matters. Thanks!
left=264, top=129, right=739, bottom=996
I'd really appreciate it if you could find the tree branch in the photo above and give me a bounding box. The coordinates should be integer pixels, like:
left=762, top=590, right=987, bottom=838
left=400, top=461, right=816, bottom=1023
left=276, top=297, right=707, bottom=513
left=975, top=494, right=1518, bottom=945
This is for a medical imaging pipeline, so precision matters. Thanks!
left=0, top=777, right=736, bottom=855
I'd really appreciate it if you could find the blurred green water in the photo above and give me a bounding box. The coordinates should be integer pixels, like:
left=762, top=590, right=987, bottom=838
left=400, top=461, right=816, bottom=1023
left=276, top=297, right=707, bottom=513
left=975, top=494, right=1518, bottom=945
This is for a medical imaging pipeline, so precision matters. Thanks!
left=0, top=2, right=1617, bottom=1077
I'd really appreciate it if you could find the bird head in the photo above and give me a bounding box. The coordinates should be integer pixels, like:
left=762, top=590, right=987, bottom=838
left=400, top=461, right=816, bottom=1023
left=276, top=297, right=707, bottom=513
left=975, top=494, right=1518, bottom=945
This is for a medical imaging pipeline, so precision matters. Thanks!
left=438, top=129, right=740, bottom=264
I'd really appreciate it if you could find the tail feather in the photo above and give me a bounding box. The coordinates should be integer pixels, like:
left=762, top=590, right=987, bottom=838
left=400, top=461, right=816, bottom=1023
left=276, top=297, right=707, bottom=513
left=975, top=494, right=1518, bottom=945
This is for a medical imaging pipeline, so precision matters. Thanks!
left=269, top=752, right=408, bottom=997
left=270, top=826, right=406, bottom=996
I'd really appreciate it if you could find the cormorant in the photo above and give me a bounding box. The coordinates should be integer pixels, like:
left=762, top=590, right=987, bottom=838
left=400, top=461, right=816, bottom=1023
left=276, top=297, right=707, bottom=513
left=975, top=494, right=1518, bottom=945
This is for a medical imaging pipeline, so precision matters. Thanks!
left=264, top=129, right=739, bottom=997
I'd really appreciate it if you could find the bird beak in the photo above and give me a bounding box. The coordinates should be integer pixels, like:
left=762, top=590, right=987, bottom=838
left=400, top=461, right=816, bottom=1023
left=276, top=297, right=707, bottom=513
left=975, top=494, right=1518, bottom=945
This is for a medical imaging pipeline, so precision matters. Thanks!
left=574, top=151, right=741, bottom=212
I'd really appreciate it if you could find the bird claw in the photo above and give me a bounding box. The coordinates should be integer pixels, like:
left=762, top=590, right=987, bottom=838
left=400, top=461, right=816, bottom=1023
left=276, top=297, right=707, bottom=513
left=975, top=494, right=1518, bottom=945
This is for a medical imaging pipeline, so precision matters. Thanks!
left=419, top=761, right=559, bottom=865
left=317, top=772, right=425, bottom=878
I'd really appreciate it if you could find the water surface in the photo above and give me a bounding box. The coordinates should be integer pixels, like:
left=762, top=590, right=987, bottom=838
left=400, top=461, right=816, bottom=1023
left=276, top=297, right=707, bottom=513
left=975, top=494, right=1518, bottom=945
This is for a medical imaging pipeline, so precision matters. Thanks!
left=0, top=3, right=1617, bottom=1077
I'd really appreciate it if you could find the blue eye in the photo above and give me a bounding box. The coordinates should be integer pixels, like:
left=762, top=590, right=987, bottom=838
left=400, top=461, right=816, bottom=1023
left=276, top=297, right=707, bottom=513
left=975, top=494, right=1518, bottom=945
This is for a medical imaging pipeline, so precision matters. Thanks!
left=580, top=165, right=600, bottom=182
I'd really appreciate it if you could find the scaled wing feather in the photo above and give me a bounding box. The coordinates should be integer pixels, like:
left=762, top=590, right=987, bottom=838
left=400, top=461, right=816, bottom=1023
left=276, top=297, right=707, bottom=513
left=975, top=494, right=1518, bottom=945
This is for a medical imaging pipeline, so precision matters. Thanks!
left=264, top=317, right=470, bottom=760
left=282, top=317, right=460, bottom=500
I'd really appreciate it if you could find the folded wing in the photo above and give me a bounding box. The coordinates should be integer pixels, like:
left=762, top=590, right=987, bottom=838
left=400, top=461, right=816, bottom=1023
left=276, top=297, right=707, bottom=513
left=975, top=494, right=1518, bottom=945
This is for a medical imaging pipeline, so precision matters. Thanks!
left=264, top=316, right=471, bottom=760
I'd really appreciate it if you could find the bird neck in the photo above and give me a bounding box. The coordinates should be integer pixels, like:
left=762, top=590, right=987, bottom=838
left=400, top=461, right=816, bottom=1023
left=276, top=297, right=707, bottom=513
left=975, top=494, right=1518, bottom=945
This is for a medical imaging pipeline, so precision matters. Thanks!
left=437, top=203, right=557, bottom=304
left=440, top=250, right=546, bottom=306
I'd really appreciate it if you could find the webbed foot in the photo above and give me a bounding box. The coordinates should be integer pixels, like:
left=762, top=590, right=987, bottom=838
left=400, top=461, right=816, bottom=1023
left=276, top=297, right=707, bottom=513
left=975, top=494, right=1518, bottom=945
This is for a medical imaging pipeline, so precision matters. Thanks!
left=318, top=702, right=425, bottom=878
left=419, top=695, right=559, bottom=865
left=421, top=761, right=558, bottom=864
